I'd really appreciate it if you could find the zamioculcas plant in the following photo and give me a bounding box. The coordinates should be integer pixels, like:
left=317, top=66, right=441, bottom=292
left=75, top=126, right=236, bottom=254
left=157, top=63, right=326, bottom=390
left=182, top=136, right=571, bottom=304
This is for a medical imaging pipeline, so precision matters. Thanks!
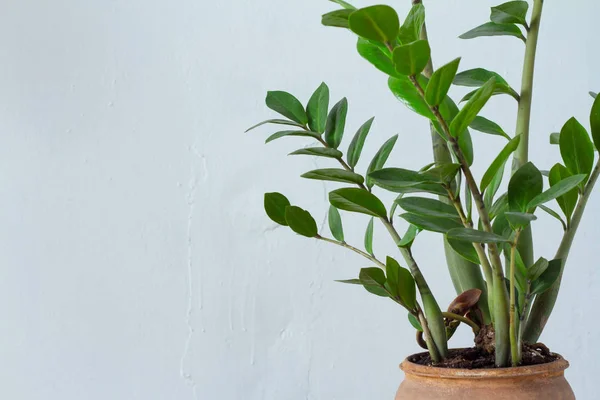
left=249, top=1, right=599, bottom=398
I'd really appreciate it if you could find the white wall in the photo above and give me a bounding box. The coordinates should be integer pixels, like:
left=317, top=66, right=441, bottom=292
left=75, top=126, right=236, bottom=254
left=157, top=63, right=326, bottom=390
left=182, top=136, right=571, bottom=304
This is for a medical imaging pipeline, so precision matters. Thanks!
left=0, top=0, right=598, bottom=399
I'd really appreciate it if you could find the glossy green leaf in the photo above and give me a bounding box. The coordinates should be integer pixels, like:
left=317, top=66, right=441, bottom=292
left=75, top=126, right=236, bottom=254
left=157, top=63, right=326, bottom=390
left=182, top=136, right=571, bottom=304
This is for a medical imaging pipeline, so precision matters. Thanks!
left=364, top=217, right=374, bottom=255
left=329, top=0, right=356, bottom=10
left=590, top=94, right=600, bottom=151
left=387, top=182, right=448, bottom=196
left=560, top=117, right=595, bottom=183
left=508, top=162, right=543, bottom=212
left=359, top=267, right=389, bottom=297
left=398, top=3, right=425, bottom=44
left=481, top=135, right=521, bottom=192
left=385, top=256, right=416, bottom=310
left=329, top=188, right=387, bottom=217
left=369, top=168, right=437, bottom=191
left=357, top=38, right=396, bottom=77
left=539, top=205, right=567, bottom=231
left=347, top=117, right=374, bottom=168
left=388, top=75, right=434, bottom=119
left=335, top=278, right=362, bottom=285
left=458, top=128, right=475, bottom=166
left=549, top=163, right=578, bottom=223
left=289, top=147, right=342, bottom=158
left=447, top=237, right=480, bottom=264
left=392, top=40, right=431, bottom=76
left=504, top=211, right=537, bottom=230
left=307, top=83, right=330, bottom=133
left=447, top=228, right=510, bottom=243
left=285, top=206, right=318, bottom=237
left=490, top=1, right=529, bottom=25
left=459, top=22, right=525, bottom=41
left=400, top=213, right=462, bottom=233
left=489, top=192, right=508, bottom=220
left=408, top=313, right=423, bottom=331
left=324, top=98, right=348, bottom=149
left=549, top=132, right=560, bottom=145
left=264, top=192, right=291, bottom=226
left=348, top=5, right=399, bottom=43
left=322, top=9, right=353, bottom=28
left=527, top=174, right=587, bottom=210
left=453, top=68, right=518, bottom=101
left=328, top=205, right=344, bottom=242
left=265, top=91, right=308, bottom=125
left=265, top=130, right=321, bottom=143
left=245, top=119, right=305, bottom=132
left=527, top=257, right=549, bottom=282
left=469, top=116, right=510, bottom=139
left=366, top=135, right=398, bottom=189
left=425, top=57, right=461, bottom=106
left=424, top=163, right=461, bottom=184
left=302, top=168, right=364, bottom=184
left=449, top=78, right=496, bottom=138
left=530, top=259, right=562, bottom=295
left=396, top=197, right=459, bottom=219
left=398, top=224, right=420, bottom=248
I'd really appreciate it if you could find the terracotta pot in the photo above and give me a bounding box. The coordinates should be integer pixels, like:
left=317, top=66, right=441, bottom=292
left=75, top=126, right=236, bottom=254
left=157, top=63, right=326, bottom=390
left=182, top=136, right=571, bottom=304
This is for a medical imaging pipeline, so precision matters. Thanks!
left=396, top=352, right=574, bottom=399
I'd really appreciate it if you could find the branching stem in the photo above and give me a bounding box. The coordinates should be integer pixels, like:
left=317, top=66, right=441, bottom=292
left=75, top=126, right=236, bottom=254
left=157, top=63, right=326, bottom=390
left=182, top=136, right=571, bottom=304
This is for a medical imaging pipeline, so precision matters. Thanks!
left=315, top=235, right=387, bottom=270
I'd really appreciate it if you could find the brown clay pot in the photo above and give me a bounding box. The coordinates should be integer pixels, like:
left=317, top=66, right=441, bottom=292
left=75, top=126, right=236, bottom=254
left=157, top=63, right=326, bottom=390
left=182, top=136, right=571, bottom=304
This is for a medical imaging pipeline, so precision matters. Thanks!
left=396, top=353, right=574, bottom=399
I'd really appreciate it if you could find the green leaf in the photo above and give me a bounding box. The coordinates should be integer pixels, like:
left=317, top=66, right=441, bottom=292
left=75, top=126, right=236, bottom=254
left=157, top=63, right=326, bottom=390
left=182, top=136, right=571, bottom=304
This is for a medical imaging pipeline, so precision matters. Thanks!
left=264, top=192, right=291, bottom=226
left=322, top=9, right=353, bottom=28
left=527, top=174, right=587, bottom=210
left=328, top=205, right=344, bottom=242
left=329, top=0, right=356, bottom=10
left=387, top=182, right=448, bottom=196
left=549, top=163, right=578, bottom=223
left=530, top=259, right=562, bottom=295
left=392, top=40, right=431, bottom=76
left=357, top=38, right=396, bottom=77
left=285, top=206, right=318, bottom=237
left=459, top=22, right=525, bottom=41
left=329, top=188, right=387, bottom=217
left=335, top=278, right=362, bottom=285
left=504, top=211, right=537, bottom=230
left=245, top=119, right=305, bottom=132
left=324, top=98, right=348, bottom=149
left=549, top=132, right=560, bottom=145
left=447, top=228, right=510, bottom=243
left=385, top=256, right=416, bottom=310
left=458, top=128, right=475, bottom=166
left=449, top=78, right=496, bottom=137
left=398, top=224, right=420, bottom=248
left=447, top=237, right=480, bottom=264
left=366, top=135, right=398, bottom=189
left=508, top=161, right=543, bottom=212
left=590, top=94, right=600, bottom=151
left=560, top=117, right=595, bottom=183
left=307, top=83, right=330, bottom=133
left=396, top=197, right=459, bottom=219
left=369, top=167, right=437, bottom=191
left=265, top=130, right=321, bottom=143
left=302, top=168, right=365, bottom=184
left=453, top=68, right=518, bottom=101
left=398, top=3, right=425, bottom=44
left=424, top=163, right=462, bottom=184
left=490, top=1, right=529, bottom=26
left=481, top=135, right=521, bottom=192
left=388, top=75, right=434, bottom=119
left=527, top=257, right=549, bottom=282
left=408, top=313, right=423, bottom=331
left=539, top=205, right=567, bottom=231
left=359, top=267, right=389, bottom=297
left=265, top=91, right=308, bottom=125
left=364, top=217, right=374, bottom=255
left=400, top=213, right=462, bottom=234
left=347, top=117, right=374, bottom=168
left=425, top=57, right=461, bottom=106
left=469, top=116, right=510, bottom=139
left=591, top=91, right=598, bottom=99
left=348, top=5, right=400, bottom=43
left=289, top=147, right=343, bottom=158
left=489, top=192, right=508, bottom=220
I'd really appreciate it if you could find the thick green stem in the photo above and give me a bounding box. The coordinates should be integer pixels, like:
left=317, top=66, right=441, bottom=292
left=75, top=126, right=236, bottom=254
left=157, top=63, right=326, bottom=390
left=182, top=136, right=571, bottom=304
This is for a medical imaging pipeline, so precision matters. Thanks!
left=417, top=305, right=441, bottom=363
left=524, top=161, right=600, bottom=342
left=509, top=231, right=522, bottom=366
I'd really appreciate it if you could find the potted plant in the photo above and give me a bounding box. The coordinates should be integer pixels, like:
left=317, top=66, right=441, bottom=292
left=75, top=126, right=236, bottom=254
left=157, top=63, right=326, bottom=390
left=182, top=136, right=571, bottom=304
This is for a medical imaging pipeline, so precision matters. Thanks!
left=247, top=1, right=599, bottom=398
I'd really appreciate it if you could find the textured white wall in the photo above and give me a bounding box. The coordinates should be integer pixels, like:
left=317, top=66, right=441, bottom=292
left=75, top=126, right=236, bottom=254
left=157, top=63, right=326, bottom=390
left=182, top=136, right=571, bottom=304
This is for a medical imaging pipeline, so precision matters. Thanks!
left=0, top=0, right=598, bottom=399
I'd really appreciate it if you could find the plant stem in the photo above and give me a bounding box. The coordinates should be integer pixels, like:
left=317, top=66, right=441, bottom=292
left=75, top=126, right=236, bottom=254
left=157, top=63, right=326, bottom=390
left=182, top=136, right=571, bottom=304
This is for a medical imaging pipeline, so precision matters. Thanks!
left=524, top=160, right=600, bottom=342
left=442, top=312, right=481, bottom=334
left=417, top=304, right=441, bottom=363
left=509, top=230, right=522, bottom=366
left=315, top=235, right=387, bottom=269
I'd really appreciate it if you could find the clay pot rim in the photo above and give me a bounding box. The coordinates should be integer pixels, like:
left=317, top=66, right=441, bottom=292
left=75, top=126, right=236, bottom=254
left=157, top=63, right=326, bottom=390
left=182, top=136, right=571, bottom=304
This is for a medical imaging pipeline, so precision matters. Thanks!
left=401, top=350, right=569, bottom=380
